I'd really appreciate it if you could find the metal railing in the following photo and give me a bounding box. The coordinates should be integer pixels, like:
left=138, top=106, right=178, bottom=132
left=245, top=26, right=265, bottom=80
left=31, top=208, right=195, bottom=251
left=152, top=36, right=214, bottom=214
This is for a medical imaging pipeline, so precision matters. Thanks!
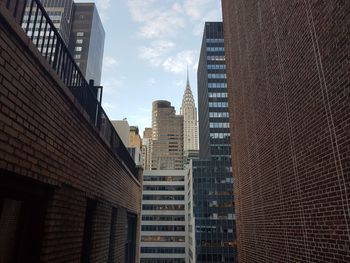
left=2, top=0, right=138, bottom=179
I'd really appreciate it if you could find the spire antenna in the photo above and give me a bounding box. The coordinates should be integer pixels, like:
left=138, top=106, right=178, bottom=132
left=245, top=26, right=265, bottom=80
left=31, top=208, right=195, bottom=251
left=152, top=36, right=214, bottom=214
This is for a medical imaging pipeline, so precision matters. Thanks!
left=186, top=64, right=189, bottom=86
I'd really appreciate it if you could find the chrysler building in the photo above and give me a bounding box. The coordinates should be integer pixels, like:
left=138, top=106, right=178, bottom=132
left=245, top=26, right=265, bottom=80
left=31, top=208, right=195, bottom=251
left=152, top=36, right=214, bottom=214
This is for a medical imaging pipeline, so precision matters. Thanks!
left=180, top=70, right=199, bottom=152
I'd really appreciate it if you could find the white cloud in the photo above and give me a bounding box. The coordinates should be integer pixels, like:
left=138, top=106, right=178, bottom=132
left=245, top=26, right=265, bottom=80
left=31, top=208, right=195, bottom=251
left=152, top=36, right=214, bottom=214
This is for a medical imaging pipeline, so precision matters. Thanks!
left=103, top=56, right=119, bottom=67
left=139, top=40, right=175, bottom=66
left=103, top=102, right=116, bottom=109
left=162, top=50, right=196, bottom=74
left=127, top=0, right=185, bottom=39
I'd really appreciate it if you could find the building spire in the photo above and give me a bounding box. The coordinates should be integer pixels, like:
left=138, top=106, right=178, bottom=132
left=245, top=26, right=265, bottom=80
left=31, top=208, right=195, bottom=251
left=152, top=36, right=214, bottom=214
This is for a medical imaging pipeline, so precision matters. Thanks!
left=186, top=64, right=190, bottom=87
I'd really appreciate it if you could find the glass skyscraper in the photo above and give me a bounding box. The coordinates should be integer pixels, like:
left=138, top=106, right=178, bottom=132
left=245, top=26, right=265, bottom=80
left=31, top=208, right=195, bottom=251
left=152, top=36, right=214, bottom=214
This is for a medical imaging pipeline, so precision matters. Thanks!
left=189, top=22, right=236, bottom=262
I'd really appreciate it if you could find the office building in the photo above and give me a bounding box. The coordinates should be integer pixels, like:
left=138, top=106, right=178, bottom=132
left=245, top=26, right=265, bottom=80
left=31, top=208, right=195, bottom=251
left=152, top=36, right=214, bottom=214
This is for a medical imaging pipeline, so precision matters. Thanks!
left=151, top=101, right=184, bottom=170
left=111, top=120, right=130, bottom=147
left=140, top=170, right=188, bottom=263
left=142, top=128, right=152, bottom=171
left=222, top=1, right=350, bottom=262
left=190, top=22, right=236, bottom=262
left=180, top=72, right=199, bottom=153
left=69, top=3, right=105, bottom=85
left=129, top=126, right=142, bottom=166
left=23, top=1, right=105, bottom=85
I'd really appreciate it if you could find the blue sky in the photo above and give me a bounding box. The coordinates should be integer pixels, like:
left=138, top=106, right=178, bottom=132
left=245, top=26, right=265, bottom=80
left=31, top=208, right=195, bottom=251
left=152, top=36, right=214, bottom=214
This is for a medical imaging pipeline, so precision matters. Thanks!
left=76, top=0, right=222, bottom=135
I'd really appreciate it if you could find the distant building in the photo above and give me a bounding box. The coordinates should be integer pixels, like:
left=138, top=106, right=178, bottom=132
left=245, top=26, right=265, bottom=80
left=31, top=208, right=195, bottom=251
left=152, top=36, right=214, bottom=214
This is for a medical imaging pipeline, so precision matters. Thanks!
left=190, top=22, right=236, bottom=262
left=23, top=0, right=105, bottom=85
left=129, top=126, right=142, bottom=166
left=111, top=120, right=130, bottom=147
left=39, top=0, right=74, bottom=45
left=142, top=128, right=152, bottom=171
left=180, top=71, right=199, bottom=153
left=151, top=101, right=183, bottom=170
left=68, top=3, right=105, bottom=85
left=140, top=170, right=188, bottom=263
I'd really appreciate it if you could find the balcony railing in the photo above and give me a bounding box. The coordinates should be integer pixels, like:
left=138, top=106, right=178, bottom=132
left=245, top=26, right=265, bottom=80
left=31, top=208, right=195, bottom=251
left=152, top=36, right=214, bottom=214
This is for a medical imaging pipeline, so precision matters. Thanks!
left=1, top=0, right=138, bottom=179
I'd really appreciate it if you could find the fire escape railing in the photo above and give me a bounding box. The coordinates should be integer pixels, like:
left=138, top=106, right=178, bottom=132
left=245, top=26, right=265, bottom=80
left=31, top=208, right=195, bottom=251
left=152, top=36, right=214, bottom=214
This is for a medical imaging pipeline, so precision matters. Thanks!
left=1, top=0, right=138, bottom=179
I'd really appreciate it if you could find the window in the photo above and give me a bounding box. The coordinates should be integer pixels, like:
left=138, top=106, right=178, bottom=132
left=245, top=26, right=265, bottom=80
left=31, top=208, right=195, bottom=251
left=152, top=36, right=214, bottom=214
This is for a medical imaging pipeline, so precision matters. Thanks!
left=81, top=199, right=97, bottom=263
left=75, top=46, right=82, bottom=52
left=125, top=213, right=137, bottom=263
left=108, top=208, right=117, bottom=263
left=141, top=247, right=185, bottom=254
left=77, top=32, right=84, bottom=37
left=74, top=54, right=81, bottom=59
left=76, top=38, right=83, bottom=44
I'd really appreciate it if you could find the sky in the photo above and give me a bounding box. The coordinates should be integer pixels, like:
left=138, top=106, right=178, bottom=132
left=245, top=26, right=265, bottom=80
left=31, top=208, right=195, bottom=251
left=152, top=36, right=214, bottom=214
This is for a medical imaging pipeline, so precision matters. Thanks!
left=75, top=0, right=223, bottom=135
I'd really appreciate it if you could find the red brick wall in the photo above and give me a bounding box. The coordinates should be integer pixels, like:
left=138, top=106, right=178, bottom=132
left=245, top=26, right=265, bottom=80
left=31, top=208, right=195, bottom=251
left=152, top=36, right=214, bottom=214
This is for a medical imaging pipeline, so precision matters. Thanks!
left=0, top=5, right=141, bottom=262
left=222, top=0, right=350, bottom=262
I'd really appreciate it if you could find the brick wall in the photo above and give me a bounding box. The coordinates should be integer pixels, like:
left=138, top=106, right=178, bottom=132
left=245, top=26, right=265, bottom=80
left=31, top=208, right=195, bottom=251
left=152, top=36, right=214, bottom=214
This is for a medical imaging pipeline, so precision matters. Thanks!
left=0, top=4, right=141, bottom=262
left=222, top=0, right=350, bottom=262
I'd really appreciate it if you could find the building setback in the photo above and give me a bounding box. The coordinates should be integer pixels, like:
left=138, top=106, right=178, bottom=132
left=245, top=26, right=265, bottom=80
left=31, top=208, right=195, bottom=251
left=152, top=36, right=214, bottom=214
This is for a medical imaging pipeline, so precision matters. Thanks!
left=151, top=100, right=184, bottom=170
left=140, top=170, right=188, bottom=263
left=222, top=0, right=350, bottom=262
left=189, top=22, right=236, bottom=262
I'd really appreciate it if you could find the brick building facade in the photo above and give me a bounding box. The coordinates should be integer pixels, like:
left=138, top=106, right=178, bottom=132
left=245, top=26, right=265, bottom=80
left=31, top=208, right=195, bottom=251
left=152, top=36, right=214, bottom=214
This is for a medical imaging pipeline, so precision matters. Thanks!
left=0, top=3, right=141, bottom=262
left=222, top=0, right=350, bottom=262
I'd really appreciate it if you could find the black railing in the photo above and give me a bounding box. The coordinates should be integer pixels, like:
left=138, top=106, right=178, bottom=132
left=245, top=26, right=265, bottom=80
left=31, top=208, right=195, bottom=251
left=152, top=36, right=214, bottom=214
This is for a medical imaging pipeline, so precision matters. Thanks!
left=1, top=0, right=138, bottom=179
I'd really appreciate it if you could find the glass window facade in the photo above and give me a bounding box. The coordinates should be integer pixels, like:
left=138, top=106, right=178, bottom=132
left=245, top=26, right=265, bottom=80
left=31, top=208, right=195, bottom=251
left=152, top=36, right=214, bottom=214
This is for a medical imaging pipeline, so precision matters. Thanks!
left=193, top=21, right=237, bottom=262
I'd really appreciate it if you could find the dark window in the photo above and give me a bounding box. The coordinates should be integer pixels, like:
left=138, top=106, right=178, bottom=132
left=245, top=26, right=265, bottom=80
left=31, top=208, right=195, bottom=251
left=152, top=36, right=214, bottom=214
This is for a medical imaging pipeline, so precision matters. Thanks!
left=125, top=213, right=137, bottom=263
left=108, top=207, right=117, bottom=263
left=81, top=199, right=97, bottom=263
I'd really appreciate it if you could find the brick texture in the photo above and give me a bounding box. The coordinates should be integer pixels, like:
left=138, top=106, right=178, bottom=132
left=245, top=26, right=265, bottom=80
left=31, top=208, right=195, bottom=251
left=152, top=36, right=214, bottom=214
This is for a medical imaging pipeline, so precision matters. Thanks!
left=222, top=0, right=350, bottom=262
left=0, top=5, right=141, bottom=262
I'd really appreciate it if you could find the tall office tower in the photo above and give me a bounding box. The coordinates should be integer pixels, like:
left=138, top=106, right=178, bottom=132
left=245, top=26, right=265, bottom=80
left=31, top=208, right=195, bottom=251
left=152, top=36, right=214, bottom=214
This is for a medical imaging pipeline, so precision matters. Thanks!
left=151, top=101, right=184, bottom=170
left=180, top=72, right=199, bottom=152
left=39, top=0, right=74, bottom=44
left=222, top=1, right=350, bottom=262
left=142, top=128, right=152, bottom=170
left=23, top=1, right=105, bottom=85
left=69, top=3, right=105, bottom=85
left=140, top=170, right=188, bottom=263
left=190, top=22, right=236, bottom=262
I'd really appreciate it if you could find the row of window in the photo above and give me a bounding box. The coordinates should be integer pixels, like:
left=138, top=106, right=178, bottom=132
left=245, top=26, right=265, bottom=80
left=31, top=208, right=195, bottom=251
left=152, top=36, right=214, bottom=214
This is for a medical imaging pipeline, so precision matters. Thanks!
left=141, top=225, right=185, bottom=232
left=143, top=195, right=184, bottom=201
left=210, top=133, right=230, bottom=139
left=209, top=112, right=229, bottom=118
left=206, top=38, right=224, bottom=43
left=141, top=236, right=185, bottom=242
left=208, top=83, right=227, bottom=88
left=144, top=176, right=184, bottom=182
left=207, top=55, right=225, bottom=61
left=142, top=215, right=185, bottom=221
left=141, top=247, right=185, bottom=254
left=140, top=259, right=185, bottom=263
left=208, top=73, right=226, bottom=79
left=209, top=122, right=230, bottom=128
left=143, top=185, right=184, bottom=191
left=208, top=102, right=228, bottom=108
left=208, top=92, right=227, bottom=98
left=207, top=64, right=226, bottom=70
left=142, top=204, right=185, bottom=211
left=206, top=47, right=225, bottom=51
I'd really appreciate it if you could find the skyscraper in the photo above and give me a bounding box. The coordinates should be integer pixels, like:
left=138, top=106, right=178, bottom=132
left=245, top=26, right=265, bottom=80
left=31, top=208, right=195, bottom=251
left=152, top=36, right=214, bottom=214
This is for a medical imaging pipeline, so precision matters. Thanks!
left=23, top=1, right=105, bottom=85
left=69, top=3, right=105, bottom=85
left=222, top=1, right=350, bottom=262
left=180, top=71, right=199, bottom=153
left=189, top=22, right=236, bottom=262
left=151, top=101, right=184, bottom=170
left=142, top=128, right=152, bottom=171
